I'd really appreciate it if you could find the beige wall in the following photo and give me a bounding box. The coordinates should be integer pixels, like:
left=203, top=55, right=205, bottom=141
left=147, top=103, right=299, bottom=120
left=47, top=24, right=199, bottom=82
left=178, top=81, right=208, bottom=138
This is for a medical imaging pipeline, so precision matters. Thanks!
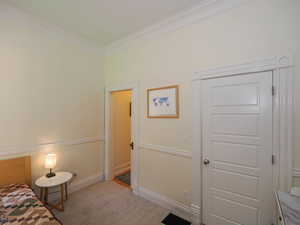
left=0, top=2, right=105, bottom=185
left=111, top=90, right=132, bottom=174
left=139, top=149, right=192, bottom=204
left=1, top=0, right=299, bottom=207
left=31, top=142, right=103, bottom=183
left=105, top=0, right=300, bottom=205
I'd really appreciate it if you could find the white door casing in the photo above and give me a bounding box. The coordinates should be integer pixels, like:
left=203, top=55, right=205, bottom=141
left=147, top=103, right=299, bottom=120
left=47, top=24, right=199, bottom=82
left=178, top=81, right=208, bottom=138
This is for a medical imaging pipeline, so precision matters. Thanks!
left=191, top=56, right=294, bottom=225
left=105, top=82, right=140, bottom=192
left=130, top=93, right=136, bottom=187
left=202, top=72, right=273, bottom=225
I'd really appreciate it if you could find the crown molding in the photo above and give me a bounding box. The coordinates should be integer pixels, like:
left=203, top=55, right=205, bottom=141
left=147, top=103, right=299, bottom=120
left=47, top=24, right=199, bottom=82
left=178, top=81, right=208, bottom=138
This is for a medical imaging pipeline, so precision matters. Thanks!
left=105, top=0, right=248, bottom=53
left=0, top=136, right=105, bottom=157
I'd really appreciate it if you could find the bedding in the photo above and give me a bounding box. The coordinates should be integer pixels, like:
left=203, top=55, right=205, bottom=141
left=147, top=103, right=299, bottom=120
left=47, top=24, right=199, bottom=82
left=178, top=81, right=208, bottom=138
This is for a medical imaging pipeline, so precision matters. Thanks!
left=0, top=184, right=61, bottom=225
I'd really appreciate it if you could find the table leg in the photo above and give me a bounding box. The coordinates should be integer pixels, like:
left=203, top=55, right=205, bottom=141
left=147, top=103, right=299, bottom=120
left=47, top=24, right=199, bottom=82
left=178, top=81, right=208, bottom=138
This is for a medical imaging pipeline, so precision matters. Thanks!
left=60, top=184, right=64, bottom=211
left=40, top=188, right=44, bottom=202
left=44, top=188, right=48, bottom=203
left=65, top=182, right=68, bottom=200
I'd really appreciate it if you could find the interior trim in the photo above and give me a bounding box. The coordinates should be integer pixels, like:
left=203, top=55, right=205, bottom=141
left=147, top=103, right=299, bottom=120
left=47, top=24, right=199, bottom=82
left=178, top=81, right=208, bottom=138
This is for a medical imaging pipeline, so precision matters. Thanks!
left=190, top=204, right=201, bottom=224
left=37, top=172, right=104, bottom=202
left=105, top=82, right=140, bottom=192
left=191, top=55, right=294, bottom=224
left=68, top=172, right=104, bottom=194
left=113, top=162, right=131, bottom=176
left=293, top=168, right=300, bottom=177
left=113, top=162, right=131, bottom=171
left=140, top=144, right=192, bottom=158
left=0, top=136, right=105, bottom=157
left=106, top=0, right=248, bottom=52
left=136, top=186, right=191, bottom=221
left=193, top=56, right=293, bottom=81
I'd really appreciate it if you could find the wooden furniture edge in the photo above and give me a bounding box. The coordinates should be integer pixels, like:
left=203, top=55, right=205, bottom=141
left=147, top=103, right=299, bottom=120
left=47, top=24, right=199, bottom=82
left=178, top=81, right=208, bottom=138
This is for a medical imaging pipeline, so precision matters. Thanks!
left=0, top=156, right=32, bottom=187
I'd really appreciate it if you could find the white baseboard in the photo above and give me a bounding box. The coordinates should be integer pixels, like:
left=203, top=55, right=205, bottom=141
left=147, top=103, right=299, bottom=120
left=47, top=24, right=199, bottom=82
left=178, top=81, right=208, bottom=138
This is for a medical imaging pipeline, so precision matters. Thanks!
left=190, top=204, right=201, bottom=225
left=135, top=186, right=191, bottom=222
left=69, top=172, right=104, bottom=194
left=114, top=162, right=130, bottom=176
left=38, top=172, right=104, bottom=201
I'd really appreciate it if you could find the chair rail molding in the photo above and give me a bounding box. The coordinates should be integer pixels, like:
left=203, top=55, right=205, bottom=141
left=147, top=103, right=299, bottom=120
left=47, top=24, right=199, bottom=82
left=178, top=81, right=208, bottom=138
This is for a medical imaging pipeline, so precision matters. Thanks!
left=0, top=136, right=105, bottom=157
left=192, top=55, right=294, bottom=224
left=140, top=144, right=192, bottom=158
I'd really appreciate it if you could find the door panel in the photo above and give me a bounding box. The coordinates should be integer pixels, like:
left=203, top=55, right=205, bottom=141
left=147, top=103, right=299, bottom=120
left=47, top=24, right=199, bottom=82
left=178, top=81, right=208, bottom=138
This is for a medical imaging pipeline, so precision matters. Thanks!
left=211, top=188, right=259, bottom=208
left=212, top=84, right=259, bottom=106
left=214, top=162, right=259, bottom=177
left=211, top=196, right=258, bottom=225
left=213, top=142, right=258, bottom=167
left=212, top=115, right=259, bottom=136
left=212, top=170, right=259, bottom=198
left=211, top=214, right=241, bottom=225
left=202, top=71, right=273, bottom=225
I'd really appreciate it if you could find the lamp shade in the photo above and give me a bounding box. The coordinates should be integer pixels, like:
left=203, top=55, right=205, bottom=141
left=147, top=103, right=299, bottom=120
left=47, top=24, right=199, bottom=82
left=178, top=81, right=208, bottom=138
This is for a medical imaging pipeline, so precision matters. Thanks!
left=45, top=153, right=56, bottom=169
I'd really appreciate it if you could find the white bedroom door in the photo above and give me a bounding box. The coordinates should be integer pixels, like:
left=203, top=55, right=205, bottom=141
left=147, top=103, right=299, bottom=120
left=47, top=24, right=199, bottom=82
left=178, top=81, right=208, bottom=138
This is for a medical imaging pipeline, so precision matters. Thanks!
left=201, top=71, right=273, bottom=225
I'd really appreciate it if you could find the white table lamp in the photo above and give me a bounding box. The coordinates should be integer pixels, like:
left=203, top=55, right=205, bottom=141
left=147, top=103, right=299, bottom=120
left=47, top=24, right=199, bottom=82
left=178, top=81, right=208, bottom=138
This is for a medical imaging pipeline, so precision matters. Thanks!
left=45, top=153, right=56, bottom=178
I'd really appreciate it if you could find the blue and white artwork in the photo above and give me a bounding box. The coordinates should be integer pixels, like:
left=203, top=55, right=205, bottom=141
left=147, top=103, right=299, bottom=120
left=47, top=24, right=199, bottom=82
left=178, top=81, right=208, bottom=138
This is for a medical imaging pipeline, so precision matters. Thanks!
left=153, top=97, right=170, bottom=107
left=148, top=86, right=178, bottom=118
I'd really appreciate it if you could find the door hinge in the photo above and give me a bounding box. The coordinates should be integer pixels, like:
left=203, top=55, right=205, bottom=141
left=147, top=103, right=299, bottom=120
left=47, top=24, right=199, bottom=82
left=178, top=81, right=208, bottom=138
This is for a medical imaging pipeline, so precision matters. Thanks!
left=272, top=86, right=276, bottom=96
left=272, top=155, right=275, bottom=165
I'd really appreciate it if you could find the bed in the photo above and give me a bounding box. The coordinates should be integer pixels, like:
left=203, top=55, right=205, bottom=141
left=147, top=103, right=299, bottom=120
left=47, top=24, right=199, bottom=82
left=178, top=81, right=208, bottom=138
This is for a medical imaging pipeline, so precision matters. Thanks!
left=0, top=156, right=62, bottom=225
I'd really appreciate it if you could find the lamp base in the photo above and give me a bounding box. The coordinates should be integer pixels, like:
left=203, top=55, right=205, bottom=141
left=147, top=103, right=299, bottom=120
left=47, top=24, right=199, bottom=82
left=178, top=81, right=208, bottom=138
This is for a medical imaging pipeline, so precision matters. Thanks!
left=46, top=169, right=56, bottom=178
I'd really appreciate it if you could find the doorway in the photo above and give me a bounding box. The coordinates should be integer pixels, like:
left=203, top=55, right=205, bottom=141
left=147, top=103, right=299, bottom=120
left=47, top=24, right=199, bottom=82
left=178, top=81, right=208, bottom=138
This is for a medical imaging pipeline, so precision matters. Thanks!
left=191, top=56, right=294, bottom=225
left=104, top=83, right=139, bottom=192
left=111, top=90, right=132, bottom=188
left=201, top=71, right=273, bottom=225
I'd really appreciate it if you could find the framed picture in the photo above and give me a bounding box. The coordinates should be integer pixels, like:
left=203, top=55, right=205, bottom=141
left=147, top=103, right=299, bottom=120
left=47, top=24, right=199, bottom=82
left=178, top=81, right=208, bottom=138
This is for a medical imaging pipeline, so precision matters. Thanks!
left=147, top=85, right=179, bottom=118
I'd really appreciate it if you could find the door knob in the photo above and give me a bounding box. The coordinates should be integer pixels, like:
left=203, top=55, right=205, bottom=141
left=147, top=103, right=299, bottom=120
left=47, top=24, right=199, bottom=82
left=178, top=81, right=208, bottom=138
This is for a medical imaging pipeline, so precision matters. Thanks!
left=130, top=142, right=134, bottom=150
left=203, top=159, right=210, bottom=165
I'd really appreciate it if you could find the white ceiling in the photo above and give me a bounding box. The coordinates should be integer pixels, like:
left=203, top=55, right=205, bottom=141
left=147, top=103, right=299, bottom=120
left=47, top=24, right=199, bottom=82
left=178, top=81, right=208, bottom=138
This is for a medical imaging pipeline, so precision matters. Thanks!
left=5, top=0, right=204, bottom=45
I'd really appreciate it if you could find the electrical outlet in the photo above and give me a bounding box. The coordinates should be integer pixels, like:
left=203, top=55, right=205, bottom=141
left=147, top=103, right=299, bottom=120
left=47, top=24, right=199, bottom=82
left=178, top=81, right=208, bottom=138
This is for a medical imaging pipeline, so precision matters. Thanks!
left=69, top=172, right=77, bottom=184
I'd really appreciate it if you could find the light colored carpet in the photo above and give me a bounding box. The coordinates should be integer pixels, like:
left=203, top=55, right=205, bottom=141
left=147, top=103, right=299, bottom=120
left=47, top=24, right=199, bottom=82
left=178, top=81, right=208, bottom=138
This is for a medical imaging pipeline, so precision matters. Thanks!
left=54, top=181, right=169, bottom=225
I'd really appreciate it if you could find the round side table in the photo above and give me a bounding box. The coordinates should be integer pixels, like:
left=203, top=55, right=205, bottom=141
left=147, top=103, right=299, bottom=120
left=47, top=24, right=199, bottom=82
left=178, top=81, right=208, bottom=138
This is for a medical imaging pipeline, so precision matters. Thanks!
left=35, top=171, right=72, bottom=211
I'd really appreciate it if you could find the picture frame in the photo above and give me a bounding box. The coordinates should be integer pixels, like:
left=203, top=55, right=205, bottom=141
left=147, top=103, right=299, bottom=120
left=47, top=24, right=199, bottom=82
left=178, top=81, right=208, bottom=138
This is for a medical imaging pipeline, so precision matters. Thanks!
left=147, top=85, right=179, bottom=118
